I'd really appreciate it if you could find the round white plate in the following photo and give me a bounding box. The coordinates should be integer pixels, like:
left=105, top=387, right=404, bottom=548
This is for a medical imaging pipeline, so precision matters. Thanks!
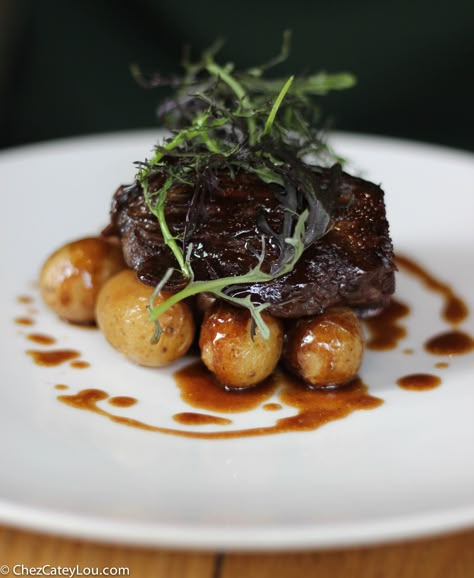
left=1, top=131, right=473, bottom=550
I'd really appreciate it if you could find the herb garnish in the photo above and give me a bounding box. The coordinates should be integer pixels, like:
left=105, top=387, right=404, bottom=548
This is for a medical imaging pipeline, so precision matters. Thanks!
left=133, top=34, right=355, bottom=341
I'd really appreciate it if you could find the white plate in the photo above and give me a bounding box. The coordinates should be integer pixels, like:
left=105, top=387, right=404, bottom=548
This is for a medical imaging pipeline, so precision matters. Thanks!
left=1, top=131, right=473, bottom=551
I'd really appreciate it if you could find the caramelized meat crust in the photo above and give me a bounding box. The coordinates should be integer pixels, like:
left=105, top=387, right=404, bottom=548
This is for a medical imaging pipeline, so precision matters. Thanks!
left=106, top=168, right=395, bottom=318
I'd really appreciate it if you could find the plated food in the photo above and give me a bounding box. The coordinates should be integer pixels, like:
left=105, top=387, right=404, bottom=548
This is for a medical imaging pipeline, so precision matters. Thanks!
left=5, top=124, right=474, bottom=546
left=39, top=43, right=395, bottom=390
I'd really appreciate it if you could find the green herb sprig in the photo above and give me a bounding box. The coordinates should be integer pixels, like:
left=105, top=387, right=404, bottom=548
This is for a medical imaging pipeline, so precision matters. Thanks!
left=133, top=33, right=355, bottom=341
left=149, top=209, right=309, bottom=342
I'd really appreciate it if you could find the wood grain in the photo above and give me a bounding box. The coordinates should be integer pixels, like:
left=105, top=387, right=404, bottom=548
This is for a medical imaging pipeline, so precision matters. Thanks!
left=0, top=526, right=215, bottom=578
left=221, top=529, right=474, bottom=578
left=0, top=525, right=473, bottom=578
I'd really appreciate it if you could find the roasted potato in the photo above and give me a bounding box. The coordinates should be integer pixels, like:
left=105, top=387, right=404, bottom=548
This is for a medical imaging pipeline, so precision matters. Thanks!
left=96, top=269, right=195, bottom=367
left=39, top=237, right=125, bottom=324
left=284, top=307, right=364, bottom=387
left=199, top=301, right=284, bottom=388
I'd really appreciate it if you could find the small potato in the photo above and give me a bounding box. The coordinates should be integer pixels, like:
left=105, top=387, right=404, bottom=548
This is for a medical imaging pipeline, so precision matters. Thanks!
left=284, top=308, right=364, bottom=387
left=96, top=269, right=195, bottom=367
left=40, top=237, right=125, bottom=324
left=199, top=301, right=284, bottom=388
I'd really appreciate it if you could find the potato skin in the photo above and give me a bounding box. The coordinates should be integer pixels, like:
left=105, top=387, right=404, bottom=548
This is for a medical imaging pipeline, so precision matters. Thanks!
left=96, top=269, right=195, bottom=367
left=199, top=301, right=284, bottom=388
left=39, top=237, right=125, bottom=324
left=284, top=307, right=364, bottom=387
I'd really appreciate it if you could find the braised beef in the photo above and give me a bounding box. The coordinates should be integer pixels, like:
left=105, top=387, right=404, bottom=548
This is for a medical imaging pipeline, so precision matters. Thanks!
left=105, top=168, right=395, bottom=318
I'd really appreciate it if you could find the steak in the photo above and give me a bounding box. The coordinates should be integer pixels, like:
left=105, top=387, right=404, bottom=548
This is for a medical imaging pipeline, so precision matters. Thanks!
left=105, top=167, right=395, bottom=318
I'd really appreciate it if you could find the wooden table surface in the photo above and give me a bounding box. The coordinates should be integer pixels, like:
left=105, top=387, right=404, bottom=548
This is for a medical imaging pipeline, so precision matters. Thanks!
left=0, top=524, right=473, bottom=577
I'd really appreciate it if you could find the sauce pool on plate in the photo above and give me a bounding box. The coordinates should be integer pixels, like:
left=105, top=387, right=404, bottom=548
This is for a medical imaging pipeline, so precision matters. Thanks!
left=397, top=374, right=442, bottom=391
left=15, top=252, right=474, bottom=439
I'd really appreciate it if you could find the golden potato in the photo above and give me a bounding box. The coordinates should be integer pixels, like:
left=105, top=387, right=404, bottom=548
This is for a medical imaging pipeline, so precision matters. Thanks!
left=284, top=307, right=364, bottom=387
left=39, top=237, right=125, bottom=324
left=199, top=301, right=284, bottom=388
left=96, top=269, right=195, bottom=367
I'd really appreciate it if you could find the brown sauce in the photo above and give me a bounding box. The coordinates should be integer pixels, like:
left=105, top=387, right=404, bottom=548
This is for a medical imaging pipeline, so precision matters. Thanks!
left=70, top=360, right=91, bottom=369
left=435, top=362, right=449, bottom=369
left=396, top=255, right=469, bottom=324
left=27, top=349, right=81, bottom=366
left=425, top=330, right=473, bottom=355
left=15, top=317, right=35, bottom=326
left=17, top=295, right=34, bottom=304
left=174, top=361, right=278, bottom=413
left=173, top=412, right=232, bottom=426
left=263, top=403, right=282, bottom=411
left=397, top=373, right=442, bottom=391
left=27, top=333, right=56, bottom=346
left=108, top=396, right=138, bottom=408
left=364, top=298, right=410, bottom=350
left=57, top=367, right=382, bottom=439
left=69, top=323, right=98, bottom=331
left=54, top=384, right=69, bottom=390
left=20, top=251, right=474, bottom=438
left=276, top=373, right=383, bottom=432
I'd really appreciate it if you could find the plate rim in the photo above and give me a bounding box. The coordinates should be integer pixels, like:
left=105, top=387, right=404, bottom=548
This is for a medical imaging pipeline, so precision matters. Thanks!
left=1, top=130, right=473, bottom=550
left=1, top=498, right=473, bottom=551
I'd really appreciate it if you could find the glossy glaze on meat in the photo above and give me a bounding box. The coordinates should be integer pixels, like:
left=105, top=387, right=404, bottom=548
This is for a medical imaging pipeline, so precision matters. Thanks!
left=105, top=168, right=395, bottom=318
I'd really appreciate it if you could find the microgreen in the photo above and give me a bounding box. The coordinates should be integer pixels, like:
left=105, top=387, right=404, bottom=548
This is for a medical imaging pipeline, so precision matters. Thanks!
left=133, top=33, right=356, bottom=340
left=148, top=210, right=309, bottom=342
left=263, top=75, right=294, bottom=137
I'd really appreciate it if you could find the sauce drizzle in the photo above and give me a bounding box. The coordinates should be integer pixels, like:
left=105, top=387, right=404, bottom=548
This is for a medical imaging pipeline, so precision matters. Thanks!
left=70, top=360, right=91, bottom=369
left=27, top=349, right=81, bottom=366
left=425, top=330, right=473, bottom=356
left=108, top=396, right=138, bottom=408
left=57, top=373, right=383, bottom=439
left=15, top=317, right=35, bottom=326
left=263, top=403, right=282, bottom=411
left=397, top=373, right=441, bottom=391
left=173, top=412, right=232, bottom=426
left=27, top=333, right=56, bottom=346
left=174, top=361, right=278, bottom=413
left=18, top=250, right=474, bottom=439
left=365, top=298, right=410, bottom=350
left=17, top=295, right=34, bottom=304
left=396, top=255, right=469, bottom=324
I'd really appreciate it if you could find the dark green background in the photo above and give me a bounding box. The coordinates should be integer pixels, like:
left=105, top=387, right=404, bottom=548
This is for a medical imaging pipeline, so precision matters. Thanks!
left=1, top=0, right=473, bottom=151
